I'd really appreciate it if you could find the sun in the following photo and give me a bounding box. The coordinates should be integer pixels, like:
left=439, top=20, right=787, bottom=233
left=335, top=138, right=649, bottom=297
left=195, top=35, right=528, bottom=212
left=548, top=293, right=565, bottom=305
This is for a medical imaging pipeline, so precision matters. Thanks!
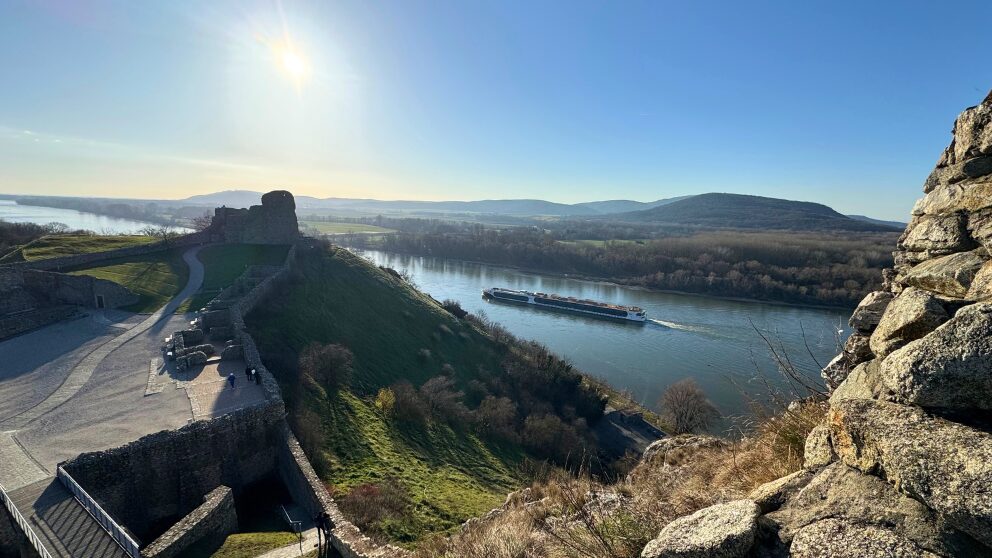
left=280, top=49, right=308, bottom=80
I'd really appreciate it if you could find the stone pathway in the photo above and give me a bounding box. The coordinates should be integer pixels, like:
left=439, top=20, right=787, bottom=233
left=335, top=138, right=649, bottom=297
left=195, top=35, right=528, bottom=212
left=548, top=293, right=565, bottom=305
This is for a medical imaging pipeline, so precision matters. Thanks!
left=181, top=357, right=266, bottom=420
left=257, top=528, right=321, bottom=558
left=0, top=431, right=49, bottom=488
left=0, top=246, right=206, bottom=432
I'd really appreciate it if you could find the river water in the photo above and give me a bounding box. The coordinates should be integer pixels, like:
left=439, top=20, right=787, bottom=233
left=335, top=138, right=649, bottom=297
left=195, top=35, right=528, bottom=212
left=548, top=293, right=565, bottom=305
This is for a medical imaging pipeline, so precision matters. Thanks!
left=355, top=249, right=850, bottom=419
left=0, top=200, right=181, bottom=234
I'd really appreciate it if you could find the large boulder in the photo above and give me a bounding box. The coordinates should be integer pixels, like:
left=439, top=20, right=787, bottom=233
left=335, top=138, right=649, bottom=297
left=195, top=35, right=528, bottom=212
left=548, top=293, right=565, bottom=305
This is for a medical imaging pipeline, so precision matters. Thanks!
left=747, top=469, right=816, bottom=514
left=848, top=291, right=893, bottom=333
left=641, top=435, right=729, bottom=467
left=879, top=302, right=992, bottom=409
left=803, top=423, right=835, bottom=468
left=868, top=287, right=949, bottom=358
left=966, top=259, right=992, bottom=300
left=912, top=178, right=992, bottom=217
left=898, top=249, right=986, bottom=297
left=764, top=462, right=979, bottom=556
left=898, top=213, right=973, bottom=254
left=829, top=398, right=992, bottom=548
left=790, top=519, right=940, bottom=558
left=829, top=360, right=886, bottom=403
left=641, top=500, right=759, bottom=558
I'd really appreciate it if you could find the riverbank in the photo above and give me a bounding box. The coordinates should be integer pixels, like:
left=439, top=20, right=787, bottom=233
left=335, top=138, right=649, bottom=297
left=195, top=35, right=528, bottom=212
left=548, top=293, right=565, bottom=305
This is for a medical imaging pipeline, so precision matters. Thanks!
left=345, top=245, right=859, bottom=312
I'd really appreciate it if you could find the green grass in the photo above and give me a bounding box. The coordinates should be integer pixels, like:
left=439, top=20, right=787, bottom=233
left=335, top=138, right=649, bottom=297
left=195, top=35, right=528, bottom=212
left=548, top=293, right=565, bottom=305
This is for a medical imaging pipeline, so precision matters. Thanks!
left=67, top=248, right=189, bottom=313
left=556, top=238, right=648, bottom=247
left=246, top=246, right=522, bottom=545
left=180, top=244, right=291, bottom=312
left=0, top=234, right=157, bottom=262
left=178, top=509, right=297, bottom=558
left=300, top=220, right=395, bottom=235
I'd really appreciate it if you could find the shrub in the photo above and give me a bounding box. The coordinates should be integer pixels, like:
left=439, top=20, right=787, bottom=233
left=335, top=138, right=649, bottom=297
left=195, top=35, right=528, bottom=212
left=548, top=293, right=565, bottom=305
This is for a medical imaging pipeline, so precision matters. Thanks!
left=337, top=477, right=413, bottom=543
left=659, top=378, right=720, bottom=434
left=375, top=387, right=396, bottom=416
left=299, top=342, right=354, bottom=390
left=391, top=380, right=428, bottom=424
left=522, top=413, right=584, bottom=464
left=420, top=376, right=469, bottom=425
left=474, top=396, right=518, bottom=442
left=441, top=299, right=468, bottom=319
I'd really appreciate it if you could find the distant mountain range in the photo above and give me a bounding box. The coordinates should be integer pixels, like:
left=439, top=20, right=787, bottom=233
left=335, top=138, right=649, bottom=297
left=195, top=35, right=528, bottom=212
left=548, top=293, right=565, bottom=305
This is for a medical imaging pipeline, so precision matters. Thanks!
left=181, top=190, right=904, bottom=231
left=179, top=190, right=692, bottom=217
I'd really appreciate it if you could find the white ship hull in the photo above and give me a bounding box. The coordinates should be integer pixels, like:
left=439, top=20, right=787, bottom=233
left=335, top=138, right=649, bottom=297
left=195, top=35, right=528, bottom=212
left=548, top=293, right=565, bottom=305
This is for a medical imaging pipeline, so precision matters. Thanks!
left=483, top=288, right=647, bottom=323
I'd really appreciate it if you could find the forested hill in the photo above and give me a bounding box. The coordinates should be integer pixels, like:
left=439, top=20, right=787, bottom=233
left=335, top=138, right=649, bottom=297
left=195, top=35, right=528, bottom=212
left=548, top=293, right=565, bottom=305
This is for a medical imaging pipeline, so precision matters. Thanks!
left=614, top=193, right=901, bottom=232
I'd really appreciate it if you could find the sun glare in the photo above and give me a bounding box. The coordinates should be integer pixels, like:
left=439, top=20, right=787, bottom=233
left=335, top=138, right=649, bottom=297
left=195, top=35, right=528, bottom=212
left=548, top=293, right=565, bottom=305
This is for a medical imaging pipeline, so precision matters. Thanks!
left=280, top=49, right=308, bottom=80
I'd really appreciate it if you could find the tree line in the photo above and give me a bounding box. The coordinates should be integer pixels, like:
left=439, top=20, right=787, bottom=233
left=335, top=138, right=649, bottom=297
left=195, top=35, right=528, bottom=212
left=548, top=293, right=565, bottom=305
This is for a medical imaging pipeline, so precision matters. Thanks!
left=340, top=221, right=898, bottom=307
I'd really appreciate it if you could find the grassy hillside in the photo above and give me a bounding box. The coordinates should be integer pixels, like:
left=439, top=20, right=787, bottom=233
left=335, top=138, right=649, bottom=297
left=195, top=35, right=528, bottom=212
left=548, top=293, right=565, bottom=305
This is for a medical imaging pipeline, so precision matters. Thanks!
left=69, top=243, right=291, bottom=313
left=68, top=247, right=189, bottom=312
left=617, top=193, right=899, bottom=231
left=0, top=233, right=157, bottom=263
left=245, top=244, right=611, bottom=546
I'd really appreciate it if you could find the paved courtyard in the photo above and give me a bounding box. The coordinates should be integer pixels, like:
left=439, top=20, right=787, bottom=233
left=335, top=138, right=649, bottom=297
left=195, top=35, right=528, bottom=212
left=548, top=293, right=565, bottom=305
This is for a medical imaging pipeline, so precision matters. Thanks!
left=0, top=246, right=266, bottom=492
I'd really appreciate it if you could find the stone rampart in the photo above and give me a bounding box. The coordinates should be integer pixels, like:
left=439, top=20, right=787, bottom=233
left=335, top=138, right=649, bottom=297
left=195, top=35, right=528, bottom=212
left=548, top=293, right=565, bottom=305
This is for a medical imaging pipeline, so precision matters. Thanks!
left=141, top=486, right=237, bottom=558
left=60, top=402, right=285, bottom=541
left=22, top=269, right=138, bottom=309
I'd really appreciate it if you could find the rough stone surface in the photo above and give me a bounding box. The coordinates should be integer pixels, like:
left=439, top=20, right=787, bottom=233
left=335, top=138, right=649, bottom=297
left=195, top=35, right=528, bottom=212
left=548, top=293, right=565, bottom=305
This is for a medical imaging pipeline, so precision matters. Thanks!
left=641, top=500, right=759, bottom=558
left=802, top=423, right=835, bottom=469
left=829, top=398, right=992, bottom=548
left=899, top=249, right=986, bottom=297
left=868, top=287, right=948, bottom=358
left=965, top=259, right=992, bottom=300
left=790, top=519, right=940, bottom=558
left=899, top=213, right=973, bottom=254
left=848, top=291, right=893, bottom=332
left=829, top=360, right=886, bottom=403
left=143, top=485, right=238, bottom=558
left=765, top=462, right=981, bottom=556
left=879, top=302, right=992, bottom=409
left=747, top=469, right=816, bottom=514
left=843, top=332, right=873, bottom=363
left=820, top=353, right=850, bottom=392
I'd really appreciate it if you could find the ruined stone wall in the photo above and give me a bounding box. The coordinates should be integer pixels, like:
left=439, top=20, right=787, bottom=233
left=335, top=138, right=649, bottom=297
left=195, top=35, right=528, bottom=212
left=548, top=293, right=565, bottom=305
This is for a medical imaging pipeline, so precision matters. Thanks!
left=21, top=269, right=138, bottom=309
left=208, top=190, right=299, bottom=245
left=141, top=486, right=237, bottom=558
left=60, top=403, right=285, bottom=541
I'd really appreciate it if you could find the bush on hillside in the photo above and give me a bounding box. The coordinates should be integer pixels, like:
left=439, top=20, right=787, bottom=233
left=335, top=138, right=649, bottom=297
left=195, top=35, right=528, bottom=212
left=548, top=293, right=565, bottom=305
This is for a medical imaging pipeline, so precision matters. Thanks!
left=299, top=342, right=354, bottom=390
left=419, top=376, right=469, bottom=425
left=474, top=396, right=519, bottom=442
left=441, top=299, right=468, bottom=319
left=337, top=477, right=415, bottom=543
left=391, top=380, right=429, bottom=424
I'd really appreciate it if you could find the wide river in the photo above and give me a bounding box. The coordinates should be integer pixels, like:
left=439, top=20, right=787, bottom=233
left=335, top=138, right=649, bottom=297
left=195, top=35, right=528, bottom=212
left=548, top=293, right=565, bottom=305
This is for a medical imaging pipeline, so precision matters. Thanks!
left=355, top=249, right=851, bottom=419
left=0, top=200, right=178, bottom=234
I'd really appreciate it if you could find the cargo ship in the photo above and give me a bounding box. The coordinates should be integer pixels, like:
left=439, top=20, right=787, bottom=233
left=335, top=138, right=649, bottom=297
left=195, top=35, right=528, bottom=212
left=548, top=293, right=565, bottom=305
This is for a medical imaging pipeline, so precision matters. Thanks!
left=482, top=287, right=647, bottom=322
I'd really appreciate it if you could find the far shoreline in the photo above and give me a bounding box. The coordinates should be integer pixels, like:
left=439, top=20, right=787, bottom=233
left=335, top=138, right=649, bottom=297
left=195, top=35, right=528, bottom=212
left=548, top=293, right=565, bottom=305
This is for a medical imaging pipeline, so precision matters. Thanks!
left=341, top=243, right=857, bottom=314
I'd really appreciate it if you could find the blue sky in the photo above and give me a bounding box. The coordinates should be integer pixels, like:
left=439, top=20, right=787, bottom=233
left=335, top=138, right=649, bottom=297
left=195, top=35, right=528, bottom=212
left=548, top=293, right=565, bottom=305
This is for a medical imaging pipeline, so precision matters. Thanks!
left=1, top=1, right=989, bottom=220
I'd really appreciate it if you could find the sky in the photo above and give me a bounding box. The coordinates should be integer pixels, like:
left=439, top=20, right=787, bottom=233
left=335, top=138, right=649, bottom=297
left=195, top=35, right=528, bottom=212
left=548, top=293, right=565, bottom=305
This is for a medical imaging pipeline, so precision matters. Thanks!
left=1, top=1, right=990, bottom=220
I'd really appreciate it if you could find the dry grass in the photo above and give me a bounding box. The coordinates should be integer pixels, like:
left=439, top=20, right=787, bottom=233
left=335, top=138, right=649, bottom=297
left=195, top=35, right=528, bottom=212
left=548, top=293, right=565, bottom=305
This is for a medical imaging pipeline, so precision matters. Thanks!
left=416, top=400, right=827, bottom=558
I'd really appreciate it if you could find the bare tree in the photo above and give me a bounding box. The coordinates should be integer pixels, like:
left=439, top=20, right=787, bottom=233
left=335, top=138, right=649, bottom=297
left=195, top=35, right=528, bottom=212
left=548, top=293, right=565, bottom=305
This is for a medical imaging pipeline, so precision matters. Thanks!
left=139, top=225, right=181, bottom=245
left=659, top=378, right=720, bottom=434
left=190, top=213, right=213, bottom=232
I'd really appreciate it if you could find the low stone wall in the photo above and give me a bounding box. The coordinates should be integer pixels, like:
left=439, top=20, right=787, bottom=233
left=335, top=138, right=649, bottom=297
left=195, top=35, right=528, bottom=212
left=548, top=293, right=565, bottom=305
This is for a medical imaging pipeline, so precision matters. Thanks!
left=22, top=269, right=138, bottom=309
left=0, top=306, right=78, bottom=340
left=61, top=402, right=285, bottom=541
left=0, top=231, right=208, bottom=272
left=142, top=486, right=237, bottom=558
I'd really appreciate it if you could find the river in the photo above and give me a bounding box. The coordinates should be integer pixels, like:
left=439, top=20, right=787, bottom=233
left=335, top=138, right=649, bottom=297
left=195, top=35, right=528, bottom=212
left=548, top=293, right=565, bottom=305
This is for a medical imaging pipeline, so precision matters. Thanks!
left=0, top=200, right=185, bottom=234
left=355, top=249, right=850, bottom=419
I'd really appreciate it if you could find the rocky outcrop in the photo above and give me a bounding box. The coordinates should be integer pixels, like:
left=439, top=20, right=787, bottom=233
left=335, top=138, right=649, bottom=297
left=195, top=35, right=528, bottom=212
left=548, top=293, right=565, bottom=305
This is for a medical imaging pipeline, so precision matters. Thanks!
left=789, top=519, right=940, bottom=558
left=848, top=291, right=892, bottom=332
left=868, top=287, right=948, bottom=358
left=641, top=500, right=759, bottom=558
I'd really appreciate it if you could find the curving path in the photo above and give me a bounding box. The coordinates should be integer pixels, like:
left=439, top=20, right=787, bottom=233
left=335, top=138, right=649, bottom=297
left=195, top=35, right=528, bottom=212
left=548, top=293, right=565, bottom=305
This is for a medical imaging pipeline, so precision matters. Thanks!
left=1, top=246, right=206, bottom=431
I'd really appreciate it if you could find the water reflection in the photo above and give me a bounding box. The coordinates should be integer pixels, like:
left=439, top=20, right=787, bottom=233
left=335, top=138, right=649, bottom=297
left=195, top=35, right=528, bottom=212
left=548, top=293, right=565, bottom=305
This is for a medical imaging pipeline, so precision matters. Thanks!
left=357, top=249, right=849, bottom=419
left=0, top=200, right=189, bottom=235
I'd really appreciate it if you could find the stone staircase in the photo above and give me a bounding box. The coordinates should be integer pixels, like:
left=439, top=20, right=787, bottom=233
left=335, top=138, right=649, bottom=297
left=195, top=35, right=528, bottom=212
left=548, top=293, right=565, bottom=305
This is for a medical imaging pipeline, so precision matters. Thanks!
left=7, top=477, right=127, bottom=558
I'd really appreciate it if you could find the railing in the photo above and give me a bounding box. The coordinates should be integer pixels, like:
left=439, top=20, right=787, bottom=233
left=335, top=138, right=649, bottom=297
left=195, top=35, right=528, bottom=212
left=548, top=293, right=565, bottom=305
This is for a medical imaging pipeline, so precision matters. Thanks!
left=56, top=466, right=141, bottom=557
left=0, top=481, right=54, bottom=558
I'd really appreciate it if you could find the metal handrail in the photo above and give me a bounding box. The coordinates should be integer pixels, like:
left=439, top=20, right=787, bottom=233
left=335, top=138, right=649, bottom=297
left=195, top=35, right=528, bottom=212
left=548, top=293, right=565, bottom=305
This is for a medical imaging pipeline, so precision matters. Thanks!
left=0, top=481, right=54, bottom=558
left=56, top=466, right=141, bottom=557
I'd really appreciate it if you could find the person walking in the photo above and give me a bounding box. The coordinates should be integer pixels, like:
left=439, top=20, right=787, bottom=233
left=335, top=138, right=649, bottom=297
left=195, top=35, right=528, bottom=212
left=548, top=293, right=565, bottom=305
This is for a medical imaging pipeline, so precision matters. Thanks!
left=228, top=373, right=236, bottom=389
left=255, top=370, right=261, bottom=385
left=245, top=364, right=252, bottom=380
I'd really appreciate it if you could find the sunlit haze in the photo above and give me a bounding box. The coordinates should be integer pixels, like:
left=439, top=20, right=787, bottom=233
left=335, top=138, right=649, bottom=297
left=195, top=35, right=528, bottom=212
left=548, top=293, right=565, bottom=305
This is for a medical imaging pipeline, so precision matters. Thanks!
left=1, top=0, right=990, bottom=219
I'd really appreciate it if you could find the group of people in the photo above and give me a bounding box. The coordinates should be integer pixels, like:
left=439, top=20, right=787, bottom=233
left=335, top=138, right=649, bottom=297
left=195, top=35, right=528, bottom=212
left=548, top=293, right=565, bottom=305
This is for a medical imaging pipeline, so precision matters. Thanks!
left=225, top=365, right=262, bottom=388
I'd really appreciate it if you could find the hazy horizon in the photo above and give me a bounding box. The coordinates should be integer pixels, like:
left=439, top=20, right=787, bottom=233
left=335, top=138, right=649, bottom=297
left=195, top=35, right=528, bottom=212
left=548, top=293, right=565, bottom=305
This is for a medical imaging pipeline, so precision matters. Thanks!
left=3, top=1, right=991, bottom=220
